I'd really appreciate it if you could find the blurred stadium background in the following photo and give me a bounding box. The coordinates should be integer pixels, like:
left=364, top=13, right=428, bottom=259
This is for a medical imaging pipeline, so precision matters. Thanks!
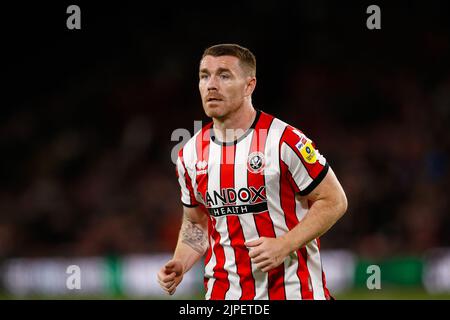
left=1, top=1, right=450, bottom=299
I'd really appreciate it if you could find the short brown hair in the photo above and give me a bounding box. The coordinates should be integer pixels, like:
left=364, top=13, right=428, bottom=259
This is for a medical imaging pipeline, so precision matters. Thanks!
left=202, top=43, right=256, bottom=77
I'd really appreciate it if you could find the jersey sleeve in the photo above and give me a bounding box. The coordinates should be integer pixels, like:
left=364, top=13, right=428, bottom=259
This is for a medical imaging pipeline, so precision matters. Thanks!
left=176, top=149, right=199, bottom=207
left=280, top=126, right=329, bottom=196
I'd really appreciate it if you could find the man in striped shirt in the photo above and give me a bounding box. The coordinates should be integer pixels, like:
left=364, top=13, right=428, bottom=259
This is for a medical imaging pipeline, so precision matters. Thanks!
left=157, top=44, right=348, bottom=300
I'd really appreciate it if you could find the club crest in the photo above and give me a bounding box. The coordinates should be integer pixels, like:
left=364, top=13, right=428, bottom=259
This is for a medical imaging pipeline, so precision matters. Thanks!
left=247, top=152, right=265, bottom=174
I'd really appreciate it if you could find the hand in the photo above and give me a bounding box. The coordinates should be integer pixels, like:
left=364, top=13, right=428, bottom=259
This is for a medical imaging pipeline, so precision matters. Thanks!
left=157, top=259, right=184, bottom=295
left=245, top=237, right=291, bottom=273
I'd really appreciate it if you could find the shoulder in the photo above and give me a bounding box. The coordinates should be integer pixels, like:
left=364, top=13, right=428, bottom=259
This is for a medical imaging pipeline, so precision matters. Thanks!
left=262, top=111, right=308, bottom=147
left=281, top=124, right=309, bottom=148
left=178, top=121, right=213, bottom=162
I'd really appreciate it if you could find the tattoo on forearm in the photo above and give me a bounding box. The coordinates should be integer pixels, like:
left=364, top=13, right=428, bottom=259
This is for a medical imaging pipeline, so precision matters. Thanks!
left=181, top=219, right=208, bottom=254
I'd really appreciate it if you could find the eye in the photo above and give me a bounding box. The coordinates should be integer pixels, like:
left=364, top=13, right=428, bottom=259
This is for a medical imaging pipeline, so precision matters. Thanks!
left=200, top=74, right=209, bottom=80
left=220, top=73, right=231, bottom=80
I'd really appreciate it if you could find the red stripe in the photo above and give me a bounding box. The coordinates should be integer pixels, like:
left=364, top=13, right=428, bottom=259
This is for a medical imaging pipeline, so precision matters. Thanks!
left=219, top=144, right=256, bottom=299
left=195, top=123, right=212, bottom=204
left=316, top=238, right=331, bottom=299
left=209, top=141, right=231, bottom=299
left=280, top=158, right=314, bottom=299
left=203, top=211, right=212, bottom=266
left=204, top=220, right=212, bottom=294
left=195, top=125, right=212, bottom=268
left=298, top=247, right=314, bottom=299
left=210, top=216, right=230, bottom=299
left=248, top=112, right=286, bottom=300
left=322, top=271, right=331, bottom=300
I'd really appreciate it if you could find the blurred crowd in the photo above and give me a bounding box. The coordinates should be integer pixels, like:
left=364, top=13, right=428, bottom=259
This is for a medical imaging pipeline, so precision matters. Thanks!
left=0, top=2, right=449, bottom=260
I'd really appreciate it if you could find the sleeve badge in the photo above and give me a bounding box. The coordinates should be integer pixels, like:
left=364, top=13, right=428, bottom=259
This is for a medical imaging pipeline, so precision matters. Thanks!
left=296, top=140, right=317, bottom=164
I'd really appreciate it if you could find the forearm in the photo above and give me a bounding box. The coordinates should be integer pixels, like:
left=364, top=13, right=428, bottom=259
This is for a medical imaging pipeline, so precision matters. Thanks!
left=173, top=215, right=209, bottom=274
left=282, top=198, right=345, bottom=253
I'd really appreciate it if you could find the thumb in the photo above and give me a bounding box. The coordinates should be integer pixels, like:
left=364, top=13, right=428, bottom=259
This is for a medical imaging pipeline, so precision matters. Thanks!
left=245, top=237, right=264, bottom=247
left=165, top=260, right=176, bottom=271
left=165, top=260, right=182, bottom=275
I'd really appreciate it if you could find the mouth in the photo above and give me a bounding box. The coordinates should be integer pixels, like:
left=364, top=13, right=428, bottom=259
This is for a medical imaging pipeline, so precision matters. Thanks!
left=206, top=97, right=222, bottom=102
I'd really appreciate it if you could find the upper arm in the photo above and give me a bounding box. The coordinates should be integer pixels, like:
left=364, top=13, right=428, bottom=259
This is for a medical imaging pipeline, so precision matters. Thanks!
left=176, top=148, right=209, bottom=227
left=296, top=167, right=347, bottom=212
left=280, top=126, right=347, bottom=212
left=176, top=151, right=200, bottom=207
left=280, top=127, right=329, bottom=195
left=183, top=205, right=209, bottom=227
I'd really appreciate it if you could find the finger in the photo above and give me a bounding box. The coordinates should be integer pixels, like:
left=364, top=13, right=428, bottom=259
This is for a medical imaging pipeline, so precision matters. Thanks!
left=245, top=237, right=264, bottom=247
left=255, top=260, right=271, bottom=271
left=161, top=272, right=176, bottom=283
left=162, top=280, right=174, bottom=288
left=167, top=281, right=177, bottom=293
left=168, top=283, right=178, bottom=295
left=159, top=281, right=170, bottom=292
left=166, top=261, right=183, bottom=276
left=261, top=264, right=275, bottom=273
left=165, top=260, right=175, bottom=271
left=161, top=281, right=175, bottom=294
left=158, top=272, right=175, bottom=284
left=251, top=255, right=267, bottom=264
left=157, top=268, right=170, bottom=279
left=248, top=248, right=262, bottom=259
left=157, top=278, right=172, bottom=290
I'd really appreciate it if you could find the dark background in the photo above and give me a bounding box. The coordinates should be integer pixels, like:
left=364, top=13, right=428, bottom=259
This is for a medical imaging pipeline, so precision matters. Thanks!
left=1, top=1, right=449, bottom=260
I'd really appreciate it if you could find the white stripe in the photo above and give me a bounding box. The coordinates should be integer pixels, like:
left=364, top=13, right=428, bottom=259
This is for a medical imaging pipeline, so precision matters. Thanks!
left=204, top=233, right=217, bottom=300
left=181, top=136, right=199, bottom=203
left=265, top=119, right=305, bottom=299
left=264, top=118, right=288, bottom=237
left=285, top=131, right=327, bottom=299
left=208, top=141, right=241, bottom=299
left=306, top=240, right=326, bottom=299
left=275, top=196, right=304, bottom=300
left=176, top=157, right=192, bottom=205
left=217, top=217, right=241, bottom=299
left=234, top=131, right=268, bottom=300
left=205, top=141, right=222, bottom=299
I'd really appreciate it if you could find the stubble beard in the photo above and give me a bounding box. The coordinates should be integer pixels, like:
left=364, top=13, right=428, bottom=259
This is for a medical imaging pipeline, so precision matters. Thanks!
left=203, top=101, right=242, bottom=122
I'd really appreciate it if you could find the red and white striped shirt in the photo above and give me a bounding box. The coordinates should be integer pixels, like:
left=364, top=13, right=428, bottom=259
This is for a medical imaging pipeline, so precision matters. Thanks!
left=176, top=110, right=331, bottom=300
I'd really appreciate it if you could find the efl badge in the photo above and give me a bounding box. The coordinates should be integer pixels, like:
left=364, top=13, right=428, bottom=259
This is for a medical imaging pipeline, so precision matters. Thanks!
left=292, top=129, right=318, bottom=164
left=297, top=140, right=317, bottom=164
left=247, top=152, right=265, bottom=174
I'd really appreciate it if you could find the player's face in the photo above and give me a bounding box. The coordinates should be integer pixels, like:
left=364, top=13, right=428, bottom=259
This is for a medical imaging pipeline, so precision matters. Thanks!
left=199, top=55, right=252, bottom=119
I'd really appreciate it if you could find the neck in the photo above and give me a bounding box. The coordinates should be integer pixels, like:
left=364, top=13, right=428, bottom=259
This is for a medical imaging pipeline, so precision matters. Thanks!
left=212, top=103, right=257, bottom=143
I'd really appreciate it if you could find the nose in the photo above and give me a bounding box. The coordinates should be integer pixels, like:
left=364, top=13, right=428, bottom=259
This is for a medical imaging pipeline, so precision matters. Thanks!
left=206, top=75, right=218, bottom=91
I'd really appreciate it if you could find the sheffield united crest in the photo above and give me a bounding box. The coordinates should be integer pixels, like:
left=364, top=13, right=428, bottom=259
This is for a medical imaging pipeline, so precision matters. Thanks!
left=247, top=151, right=265, bottom=174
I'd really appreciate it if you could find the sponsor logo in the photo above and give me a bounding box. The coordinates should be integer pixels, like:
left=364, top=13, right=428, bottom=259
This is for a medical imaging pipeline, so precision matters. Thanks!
left=208, top=202, right=268, bottom=217
left=247, top=152, right=265, bottom=173
left=201, top=186, right=268, bottom=217
left=204, top=186, right=266, bottom=207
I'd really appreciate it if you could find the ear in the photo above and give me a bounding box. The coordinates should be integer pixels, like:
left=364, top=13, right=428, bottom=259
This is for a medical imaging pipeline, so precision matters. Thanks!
left=244, top=77, right=257, bottom=97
